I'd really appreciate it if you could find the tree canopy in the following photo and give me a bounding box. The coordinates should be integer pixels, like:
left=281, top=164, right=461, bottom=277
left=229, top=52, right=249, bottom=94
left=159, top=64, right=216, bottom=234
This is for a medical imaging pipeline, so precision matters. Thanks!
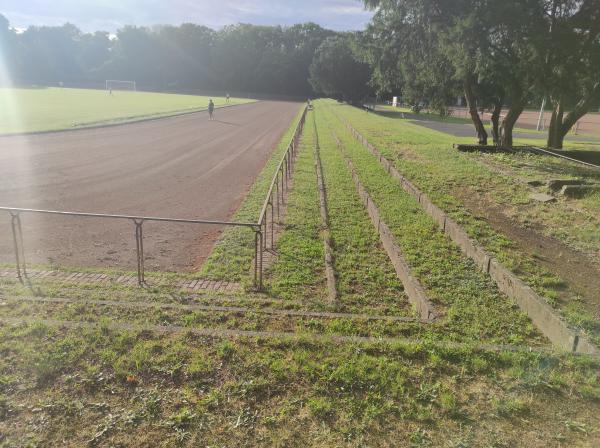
left=360, top=0, right=600, bottom=148
left=2, top=3, right=599, bottom=149
left=0, top=17, right=336, bottom=98
left=309, top=35, right=373, bottom=102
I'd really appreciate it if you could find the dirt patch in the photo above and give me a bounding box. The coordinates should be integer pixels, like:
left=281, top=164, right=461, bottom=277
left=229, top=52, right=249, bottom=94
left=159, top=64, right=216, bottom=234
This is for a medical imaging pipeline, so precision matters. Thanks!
left=455, top=187, right=600, bottom=316
left=0, top=101, right=301, bottom=272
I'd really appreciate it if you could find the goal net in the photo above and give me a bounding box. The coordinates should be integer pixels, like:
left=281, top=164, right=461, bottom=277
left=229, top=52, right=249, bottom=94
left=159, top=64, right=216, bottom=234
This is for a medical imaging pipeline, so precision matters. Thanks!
left=106, top=80, right=137, bottom=92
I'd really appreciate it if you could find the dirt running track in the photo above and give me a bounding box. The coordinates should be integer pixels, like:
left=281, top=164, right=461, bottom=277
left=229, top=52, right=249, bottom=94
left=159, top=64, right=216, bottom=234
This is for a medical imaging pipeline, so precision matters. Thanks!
left=0, top=101, right=301, bottom=272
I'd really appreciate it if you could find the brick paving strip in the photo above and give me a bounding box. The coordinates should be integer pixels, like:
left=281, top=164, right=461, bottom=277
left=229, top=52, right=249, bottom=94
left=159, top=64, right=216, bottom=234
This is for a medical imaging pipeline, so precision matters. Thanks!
left=336, top=113, right=600, bottom=356
left=0, top=268, right=241, bottom=293
left=0, top=296, right=432, bottom=323
left=0, top=316, right=563, bottom=357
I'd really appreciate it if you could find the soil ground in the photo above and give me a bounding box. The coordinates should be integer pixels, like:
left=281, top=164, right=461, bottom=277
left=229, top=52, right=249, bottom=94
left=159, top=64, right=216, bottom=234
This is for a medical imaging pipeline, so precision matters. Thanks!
left=454, top=187, right=600, bottom=316
left=0, top=101, right=301, bottom=271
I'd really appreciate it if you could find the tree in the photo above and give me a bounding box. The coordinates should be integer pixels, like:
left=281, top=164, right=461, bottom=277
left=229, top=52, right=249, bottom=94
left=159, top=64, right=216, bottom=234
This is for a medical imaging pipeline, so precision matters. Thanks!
left=309, top=35, right=372, bottom=102
left=281, top=24, right=336, bottom=96
left=362, top=0, right=493, bottom=144
left=18, top=23, right=85, bottom=83
left=5, top=19, right=334, bottom=97
left=364, top=0, right=600, bottom=149
left=0, top=14, right=18, bottom=85
left=536, top=0, right=600, bottom=149
left=356, top=8, right=459, bottom=111
left=153, top=24, right=215, bottom=89
left=440, top=0, right=543, bottom=147
left=79, top=31, right=111, bottom=77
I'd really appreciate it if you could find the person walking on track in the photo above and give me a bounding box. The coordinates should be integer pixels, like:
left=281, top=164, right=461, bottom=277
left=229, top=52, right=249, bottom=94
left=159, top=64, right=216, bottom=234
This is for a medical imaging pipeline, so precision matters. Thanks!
left=208, top=99, right=215, bottom=120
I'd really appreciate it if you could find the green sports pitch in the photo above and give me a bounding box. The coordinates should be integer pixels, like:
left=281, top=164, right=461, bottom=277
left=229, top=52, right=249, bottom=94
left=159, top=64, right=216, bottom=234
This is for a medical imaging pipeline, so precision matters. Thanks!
left=0, top=87, right=254, bottom=134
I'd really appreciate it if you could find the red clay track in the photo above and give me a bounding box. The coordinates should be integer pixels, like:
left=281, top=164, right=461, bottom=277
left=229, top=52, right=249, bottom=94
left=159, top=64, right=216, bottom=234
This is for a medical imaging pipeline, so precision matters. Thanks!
left=0, top=101, right=301, bottom=272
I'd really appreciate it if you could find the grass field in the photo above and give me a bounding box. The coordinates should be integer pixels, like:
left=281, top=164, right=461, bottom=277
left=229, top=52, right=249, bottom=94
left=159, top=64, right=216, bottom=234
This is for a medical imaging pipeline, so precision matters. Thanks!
left=1, top=105, right=599, bottom=446
left=0, top=87, right=254, bottom=134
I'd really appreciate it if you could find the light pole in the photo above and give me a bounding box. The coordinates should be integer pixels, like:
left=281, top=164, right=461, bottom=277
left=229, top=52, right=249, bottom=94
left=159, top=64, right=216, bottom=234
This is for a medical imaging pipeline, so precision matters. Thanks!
left=536, top=98, right=546, bottom=131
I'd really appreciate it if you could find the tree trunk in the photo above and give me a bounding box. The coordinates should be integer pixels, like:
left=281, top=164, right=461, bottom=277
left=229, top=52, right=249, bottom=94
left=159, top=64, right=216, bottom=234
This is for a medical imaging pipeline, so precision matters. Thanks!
left=463, top=75, right=488, bottom=145
left=547, top=103, right=559, bottom=148
left=548, top=82, right=600, bottom=149
left=490, top=100, right=502, bottom=146
left=499, top=100, right=524, bottom=148
left=547, top=99, right=564, bottom=149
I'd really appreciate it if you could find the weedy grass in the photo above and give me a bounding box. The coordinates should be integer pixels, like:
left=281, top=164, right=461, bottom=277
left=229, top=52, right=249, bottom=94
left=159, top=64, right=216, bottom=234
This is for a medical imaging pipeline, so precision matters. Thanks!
left=264, top=111, right=327, bottom=302
left=0, top=323, right=599, bottom=447
left=316, top=104, right=540, bottom=346
left=266, top=110, right=410, bottom=316
left=314, top=111, right=410, bottom=317
left=322, top=100, right=599, bottom=345
left=1, top=102, right=600, bottom=447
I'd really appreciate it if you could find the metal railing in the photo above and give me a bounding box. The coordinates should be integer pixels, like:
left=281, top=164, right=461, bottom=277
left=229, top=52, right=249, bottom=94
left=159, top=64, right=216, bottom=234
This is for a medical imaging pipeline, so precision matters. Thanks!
left=1, top=207, right=259, bottom=286
left=254, top=105, right=308, bottom=287
left=1, top=105, right=309, bottom=290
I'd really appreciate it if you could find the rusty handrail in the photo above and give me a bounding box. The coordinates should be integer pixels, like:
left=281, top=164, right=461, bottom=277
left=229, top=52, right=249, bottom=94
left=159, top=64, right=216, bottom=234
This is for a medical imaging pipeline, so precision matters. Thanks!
left=257, top=105, right=308, bottom=227
left=1, top=206, right=260, bottom=287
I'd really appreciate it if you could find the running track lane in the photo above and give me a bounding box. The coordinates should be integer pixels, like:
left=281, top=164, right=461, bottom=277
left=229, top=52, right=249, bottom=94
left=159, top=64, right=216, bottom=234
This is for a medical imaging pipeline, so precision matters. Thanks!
left=0, top=101, right=301, bottom=271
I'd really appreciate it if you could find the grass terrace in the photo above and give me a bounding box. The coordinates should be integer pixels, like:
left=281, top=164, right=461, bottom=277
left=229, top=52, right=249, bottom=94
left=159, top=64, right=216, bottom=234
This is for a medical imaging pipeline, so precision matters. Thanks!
left=322, top=100, right=600, bottom=345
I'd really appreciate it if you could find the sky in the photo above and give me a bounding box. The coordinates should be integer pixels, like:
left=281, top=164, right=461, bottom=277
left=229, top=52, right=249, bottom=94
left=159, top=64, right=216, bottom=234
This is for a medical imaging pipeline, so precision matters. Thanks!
left=0, top=0, right=374, bottom=32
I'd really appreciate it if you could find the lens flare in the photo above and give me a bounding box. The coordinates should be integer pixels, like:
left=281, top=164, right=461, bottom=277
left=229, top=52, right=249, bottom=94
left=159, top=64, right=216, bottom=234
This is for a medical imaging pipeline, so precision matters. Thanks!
left=0, top=39, right=21, bottom=133
left=0, top=35, right=33, bottom=210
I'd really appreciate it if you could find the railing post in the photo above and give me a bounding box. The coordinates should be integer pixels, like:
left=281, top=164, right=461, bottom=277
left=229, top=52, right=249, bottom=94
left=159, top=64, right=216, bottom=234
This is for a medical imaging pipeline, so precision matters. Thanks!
left=9, top=212, right=26, bottom=282
left=258, top=229, right=264, bottom=290
left=134, top=219, right=145, bottom=286
left=262, top=219, right=267, bottom=251
left=254, top=229, right=259, bottom=288
left=275, top=181, right=280, bottom=221
left=269, top=199, right=274, bottom=248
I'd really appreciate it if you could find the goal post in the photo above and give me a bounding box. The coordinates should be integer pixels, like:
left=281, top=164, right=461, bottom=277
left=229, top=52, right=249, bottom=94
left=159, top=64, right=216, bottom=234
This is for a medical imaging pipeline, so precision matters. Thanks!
left=105, top=80, right=137, bottom=92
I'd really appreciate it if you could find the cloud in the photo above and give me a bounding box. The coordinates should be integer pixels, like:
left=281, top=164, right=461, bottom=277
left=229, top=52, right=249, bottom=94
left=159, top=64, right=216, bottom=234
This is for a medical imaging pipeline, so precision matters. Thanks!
left=1, top=0, right=373, bottom=32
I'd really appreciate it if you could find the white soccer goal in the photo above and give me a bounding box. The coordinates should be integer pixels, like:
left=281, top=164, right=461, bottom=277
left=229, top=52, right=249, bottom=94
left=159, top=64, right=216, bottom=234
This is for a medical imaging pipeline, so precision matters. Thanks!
left=105, top=80, right=137, bottom=92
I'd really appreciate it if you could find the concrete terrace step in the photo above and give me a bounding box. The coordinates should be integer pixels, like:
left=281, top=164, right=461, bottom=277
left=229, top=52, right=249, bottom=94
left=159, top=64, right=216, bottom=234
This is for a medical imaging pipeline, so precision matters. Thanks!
left=1, top=295, right=432, bottom=323
left=0, top=268, right=242, bottom=293
left=0, top=316, right=559, bottom=357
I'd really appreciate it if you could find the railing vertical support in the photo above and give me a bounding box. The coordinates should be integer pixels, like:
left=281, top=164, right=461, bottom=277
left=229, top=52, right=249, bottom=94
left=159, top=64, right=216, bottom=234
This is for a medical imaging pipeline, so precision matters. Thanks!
left=275, top=181, right=280, bottom=221
left=258, top=229, right=264, bottom=290
left=254, top=230, right=259, bottom=288
left=134, top=219, right=145, bottom=285
left=9, top=212, right=26, bottom=282
left=262, top=219, right=267, bottom=251
left=269, top=200, right=274, bottom=248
